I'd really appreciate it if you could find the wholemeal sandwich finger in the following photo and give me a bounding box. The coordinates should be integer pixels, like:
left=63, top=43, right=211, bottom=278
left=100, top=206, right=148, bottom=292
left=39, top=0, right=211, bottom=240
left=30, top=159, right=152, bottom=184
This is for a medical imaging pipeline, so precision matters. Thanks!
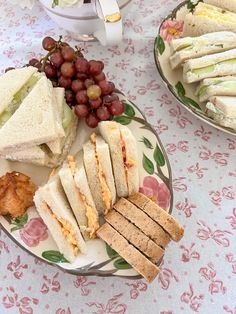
left=128, top=193, right=184, bottom=242
left=97, top=223, right=160, bottom=283
left=105, top=210, right=164, bottom=263
left=114, top=198, right=171, bottom=247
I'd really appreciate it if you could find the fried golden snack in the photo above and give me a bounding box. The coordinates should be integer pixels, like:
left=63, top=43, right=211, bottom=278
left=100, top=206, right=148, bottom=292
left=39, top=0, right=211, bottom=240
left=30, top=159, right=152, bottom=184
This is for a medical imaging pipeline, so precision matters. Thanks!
left=0, top=172, right=37, bottom=218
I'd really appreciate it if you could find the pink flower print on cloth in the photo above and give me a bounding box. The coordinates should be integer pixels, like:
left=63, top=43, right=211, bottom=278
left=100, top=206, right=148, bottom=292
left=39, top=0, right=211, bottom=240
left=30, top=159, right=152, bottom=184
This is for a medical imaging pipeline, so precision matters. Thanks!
left=139, top=176, right=170, bottom=210
left=19, top=217, right=48, bottom=247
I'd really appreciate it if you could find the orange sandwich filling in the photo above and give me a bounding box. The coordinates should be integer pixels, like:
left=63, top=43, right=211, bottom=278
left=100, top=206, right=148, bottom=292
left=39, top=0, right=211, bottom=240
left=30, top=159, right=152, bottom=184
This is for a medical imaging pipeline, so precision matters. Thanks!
left=44, top=203, right=79, bottom=256
left=120, top=134, right=137, bottom=188
left=67, top=155, right=99, bottom=239
left=90, top=133, right=112, bottom=214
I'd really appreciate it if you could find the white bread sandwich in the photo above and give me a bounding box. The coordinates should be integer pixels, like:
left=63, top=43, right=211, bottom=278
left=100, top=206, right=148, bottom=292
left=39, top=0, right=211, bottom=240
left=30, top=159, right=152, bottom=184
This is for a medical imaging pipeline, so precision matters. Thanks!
left=0, top=66, right=39, bottom=128
left=98, top=121, right=139, bottom=198
left=204, top=0, right=236, bottom=13
left=2, top=86, right=78, bottom=168
left=97, top=223, right=160, bottom=283
left=206, top=96, right=236, bottom=129
left=183, top=49, right=236, bottom=83
left=83, top=133, right=116, bottom=215
left=34, top=174, right=87, bottom=263
left=183, top=3, right=236, bottom=37
left=0, top=76, right=65, bottom=154
left=169, top=32, right=236, bottom=69
left=196, top=76, right=236, bottom=102
left=59, top=154, right=99, bottom=240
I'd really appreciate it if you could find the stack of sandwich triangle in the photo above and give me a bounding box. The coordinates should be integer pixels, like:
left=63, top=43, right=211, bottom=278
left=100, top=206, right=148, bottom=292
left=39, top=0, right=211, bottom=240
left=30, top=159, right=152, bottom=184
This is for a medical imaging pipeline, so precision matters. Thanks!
left=0, top=67, right=77, bottom=167
left=34, top=121, right=140, bottom=262
left=34, top=121, right=184, bottom=282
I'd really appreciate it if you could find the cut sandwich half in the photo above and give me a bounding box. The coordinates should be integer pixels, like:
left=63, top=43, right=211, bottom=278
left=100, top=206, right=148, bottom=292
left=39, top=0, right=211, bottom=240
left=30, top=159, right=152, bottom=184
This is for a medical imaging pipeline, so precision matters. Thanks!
left=206, top=96, right=236, bottom=129
left=0, top=76, right=65, bottom=154
left=169, top=32, right=236, bottom=69
left=183, top=3, right=236, bottom=37
left=59, top=154, right=99, bottom=240
left=183, top=48, right=236, bottom=83
left=204, top=0, right=236, bottom=13
left=196, top=76, right=236, bottom=102
left=83, top=133, right=116, bottom=215
left=34, top=175, right=87, bottom=263
left=0, top=66, right=39, bottom=128
left=98, top=121, right=139, bottom=198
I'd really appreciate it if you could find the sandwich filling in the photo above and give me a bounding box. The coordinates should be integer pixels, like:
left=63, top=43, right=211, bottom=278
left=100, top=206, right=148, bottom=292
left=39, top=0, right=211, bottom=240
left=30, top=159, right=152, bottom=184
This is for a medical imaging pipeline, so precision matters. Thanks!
left=44, top=203, right=79, bottom=256
left=120, top=134, right=137, bottom=188
left=67, top=155, right=99, bottom=238
left=198, top=80, right=236, bottom=98
left=194, top=4, right=236, bottom=24
left=90, top=134, right=112, bottom=214
left=0, top=74, right=39, bottom=128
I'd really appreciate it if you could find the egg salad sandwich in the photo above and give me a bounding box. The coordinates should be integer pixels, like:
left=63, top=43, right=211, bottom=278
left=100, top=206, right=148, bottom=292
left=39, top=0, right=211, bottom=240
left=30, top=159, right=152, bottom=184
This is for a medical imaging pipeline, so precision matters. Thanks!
left=59, top=153, right=99, bottom=240
left=0, top=66, right=39, bottom=128
left=183, top=48, right=236, bottom=83
left=34, top=174, right=87, bottom=263
left=204, top=0, right=236, bottom=13
left=183, top=3, right=236, bottom=37
left=169, top=32, right=236, bottom=69
left=206, top=96, right=236, bottom=129
left=83, top=133, right=116, bottom=215
left=196, top=76, right=236, bottom=102
left=98, top=121, right=139, bottom=198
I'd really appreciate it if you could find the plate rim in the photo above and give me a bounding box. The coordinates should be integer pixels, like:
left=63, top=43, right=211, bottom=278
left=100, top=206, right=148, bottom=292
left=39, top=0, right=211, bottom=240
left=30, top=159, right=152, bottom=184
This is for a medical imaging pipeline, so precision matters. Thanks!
left=0, top=92, right=173, bottom=279
left=153, top=0, right=236, bottom=136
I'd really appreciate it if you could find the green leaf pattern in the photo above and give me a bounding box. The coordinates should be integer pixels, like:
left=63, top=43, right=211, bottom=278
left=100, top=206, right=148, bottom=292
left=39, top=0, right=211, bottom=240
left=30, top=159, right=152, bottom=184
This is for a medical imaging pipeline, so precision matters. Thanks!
left=155, top=35, right=165, bottom=55
left=42, top=250, right=69, bottom=263
left=175, top=82, right=201, bottom=110
left=154, top=144, right=165, bottom=167
left=10, top=213, right=28, bottom=232
left=142, top=154, right=155, bottom=174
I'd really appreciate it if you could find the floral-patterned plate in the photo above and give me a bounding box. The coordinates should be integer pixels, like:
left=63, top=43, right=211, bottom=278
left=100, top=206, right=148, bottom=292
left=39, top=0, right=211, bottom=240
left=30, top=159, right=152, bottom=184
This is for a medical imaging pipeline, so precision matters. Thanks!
left=0, top=90, right=173, bottom=279
left=154, top=0, right=236, bottom=136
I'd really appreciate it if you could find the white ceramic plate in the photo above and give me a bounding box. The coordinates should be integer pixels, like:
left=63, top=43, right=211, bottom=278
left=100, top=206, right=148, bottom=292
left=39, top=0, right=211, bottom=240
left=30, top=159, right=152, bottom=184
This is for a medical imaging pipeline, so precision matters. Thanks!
left=0, top=91, right=173, bottom=279
left=154, top=0, right=236, bottom=136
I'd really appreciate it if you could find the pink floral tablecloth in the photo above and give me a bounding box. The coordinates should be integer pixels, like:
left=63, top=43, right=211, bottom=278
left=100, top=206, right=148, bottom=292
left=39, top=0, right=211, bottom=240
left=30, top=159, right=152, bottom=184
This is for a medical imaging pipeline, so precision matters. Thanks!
left=0, top=0, right=236, bottom=313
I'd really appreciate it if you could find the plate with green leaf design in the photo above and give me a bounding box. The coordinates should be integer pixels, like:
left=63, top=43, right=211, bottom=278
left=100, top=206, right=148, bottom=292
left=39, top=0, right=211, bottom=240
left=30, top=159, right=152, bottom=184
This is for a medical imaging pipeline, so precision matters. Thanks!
left=0, top=90, right=173, bottom=279
left=154, top=0, right=236, bottom=136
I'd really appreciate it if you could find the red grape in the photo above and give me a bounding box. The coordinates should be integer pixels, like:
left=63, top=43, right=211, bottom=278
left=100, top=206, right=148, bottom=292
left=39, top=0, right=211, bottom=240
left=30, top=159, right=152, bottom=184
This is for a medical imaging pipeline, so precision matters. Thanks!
left=29, top=58, right=39, bottom=66
left=86, top=113, right=99, bottom=128
left=96, top=106, right=111, bottom=121
left=109, top=100, right=124, bottom=116
left=94, top=72, right=106, bottom=82
left=76, top=73, right=88, bottom=80
left=103, top=94, right=119, bottom=104
left=71, top=79, right=85, bottom=93
left=84, top=78, right=95, bottom=89
left=89, top=60, right=104, bottom=76
left=75, top=104, right=89, bottom=118
left=87, top=85, right=102, bottom=100
left=58, top=76, right=72, bottom=88
left=50, top=52, right=64, bottom=68
left=61, top=62, right=76, bottom=78
left=65, top=89, right=75, bottom=103
left=44, top=64, right=56, bottom=78
left=42, top=36, right=56, bottom=51
left=76, top=90, right=89, bottom=104
left=99, top=80, right=113, bottom=95
left=61, top=46, right=75, bottom=62
left=89, top=97, right=102, bottom=109
left=75, top=57, right=89, bottom=74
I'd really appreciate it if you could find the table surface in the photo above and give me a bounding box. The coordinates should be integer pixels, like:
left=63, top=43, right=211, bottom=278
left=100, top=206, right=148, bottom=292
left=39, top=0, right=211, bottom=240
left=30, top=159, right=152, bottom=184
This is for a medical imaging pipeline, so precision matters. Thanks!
left=0, top=0, right=236, bottom=313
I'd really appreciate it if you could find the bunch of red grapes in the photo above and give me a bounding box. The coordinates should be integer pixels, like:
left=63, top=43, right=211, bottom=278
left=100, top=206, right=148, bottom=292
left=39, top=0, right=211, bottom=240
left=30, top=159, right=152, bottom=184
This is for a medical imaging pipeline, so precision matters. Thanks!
left=28, top=36, right=124, bottom=128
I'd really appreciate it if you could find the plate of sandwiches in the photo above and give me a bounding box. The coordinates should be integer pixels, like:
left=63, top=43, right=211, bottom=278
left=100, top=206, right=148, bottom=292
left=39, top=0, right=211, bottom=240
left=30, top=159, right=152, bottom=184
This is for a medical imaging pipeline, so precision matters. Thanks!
left=0, top=66, right=184, bottom=282
left=154, top=0, right=236, bottom=135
